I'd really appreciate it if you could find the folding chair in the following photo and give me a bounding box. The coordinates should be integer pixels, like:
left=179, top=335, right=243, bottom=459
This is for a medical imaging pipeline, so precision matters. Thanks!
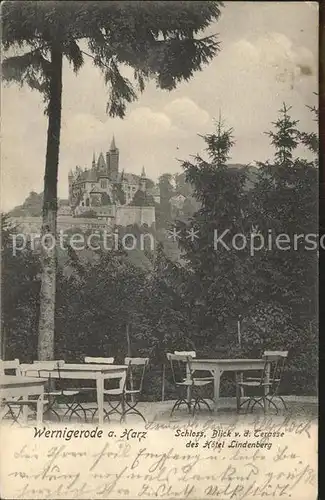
left=31, top=361, right=88, bottom=421
left=167, top=353, right=213, bottom=416
left=104, top=357, right=148, bottom=423
left=237, top=351, right=288, bottom=414
left=80, top=357, right=115, bottom=421
left=0, top=359, right=29, bottom=425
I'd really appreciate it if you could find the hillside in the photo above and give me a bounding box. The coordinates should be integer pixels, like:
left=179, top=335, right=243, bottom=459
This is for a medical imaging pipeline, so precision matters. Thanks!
left=9, top=192, right=70, bottom=217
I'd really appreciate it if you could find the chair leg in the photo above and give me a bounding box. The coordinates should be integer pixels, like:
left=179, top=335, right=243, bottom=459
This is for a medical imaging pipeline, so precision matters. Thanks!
left=192, top=396, right=212, bottom=416
left=104, top=397, right=124, bottom=420
left=265, top=397, right=279, bottom=414
left=43, top=406, right=61, bottom=422
left=120, top=399, right=146, bottom=423
left=277, top=395, right=288, bottom=411
left=170, top=398, right=191, bottom=417
left=238, top=397, right=251, bottom=412
left=6, top=404, right=21, bottom=425
left=246, top=399, right=252, bottom=412
left=67, top=403, right=88, bottom=422
left=250, top=398, right=265, bottom=413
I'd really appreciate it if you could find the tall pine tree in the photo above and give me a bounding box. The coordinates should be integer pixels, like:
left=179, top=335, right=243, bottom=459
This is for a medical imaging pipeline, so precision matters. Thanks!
left=174, top=117, right=253, bottom=352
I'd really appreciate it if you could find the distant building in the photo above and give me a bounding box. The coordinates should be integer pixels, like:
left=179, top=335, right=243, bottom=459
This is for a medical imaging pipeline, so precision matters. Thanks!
left=68, top=137, right=158, bottom=227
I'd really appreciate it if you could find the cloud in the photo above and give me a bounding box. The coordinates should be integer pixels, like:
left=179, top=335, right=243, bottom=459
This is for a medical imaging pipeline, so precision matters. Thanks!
left=128, top=107, right=173, bottom=135
left=163, top=97, right=210, bottom=130
left=62, top=113, right=108, bottom=146
left=229, top=33, right=316, bottom=84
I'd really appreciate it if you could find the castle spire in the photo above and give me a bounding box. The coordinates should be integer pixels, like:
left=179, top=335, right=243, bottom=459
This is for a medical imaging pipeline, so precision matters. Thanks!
left=92, top=152, right=96, bottom=168
left=141, top=166, right=146, bottom=178
left=110, top=135, right=116, bottom=150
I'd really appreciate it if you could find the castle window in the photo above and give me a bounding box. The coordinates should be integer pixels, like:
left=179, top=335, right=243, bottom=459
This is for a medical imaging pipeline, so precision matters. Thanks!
left=101, top=180, right=107, bottom=189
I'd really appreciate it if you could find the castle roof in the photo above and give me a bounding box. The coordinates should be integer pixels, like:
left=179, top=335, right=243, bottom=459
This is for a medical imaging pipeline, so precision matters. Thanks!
left=76, top=169, right=97, bottom=182
left=110, top=135, right=117, bottom=150
left=118, top=172, right=139, bottom=184
left=97, top=152, right=106, bottom=169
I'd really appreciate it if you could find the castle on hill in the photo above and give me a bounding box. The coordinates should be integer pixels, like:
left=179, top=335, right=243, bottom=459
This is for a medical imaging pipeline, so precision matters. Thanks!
left=68, top=137, right=159, bottom=227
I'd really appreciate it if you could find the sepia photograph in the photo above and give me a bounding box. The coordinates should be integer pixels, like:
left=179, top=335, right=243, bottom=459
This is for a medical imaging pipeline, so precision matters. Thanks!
left=0, top=1, right=319, bottom=499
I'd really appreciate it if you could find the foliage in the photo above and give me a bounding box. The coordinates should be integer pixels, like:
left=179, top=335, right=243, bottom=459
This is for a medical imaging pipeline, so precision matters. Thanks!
left=9, top=191, right=43, bottom=217
left=174, top=172, right=194, bottom=198
left=75, top=210, right=97, bottom=218
left=2, top=1, right=223, bottom=116
left=156, top=173, right=175, bottom=227
left=1, top=214, right=40, bottom=360
left=130, top=190, right=155, bottom=207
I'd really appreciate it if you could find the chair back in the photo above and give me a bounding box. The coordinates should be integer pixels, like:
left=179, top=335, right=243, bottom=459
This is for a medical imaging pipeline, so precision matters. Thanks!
left=31, top=360, right=65, bottom=372
left=263, top=351, right=288, bottom=394
left=0, top=359, right=21, bottom=376
left=167, top=353, right=194, bottom=385
left=124, top=357, right=149, bottom=393
left=263, top=351, right=288, bottom=361
left=174, top=351, right=196, bottom=358
left=26, top=361, right=65, bottom=387
left=84, top=356, right=114, bottom=364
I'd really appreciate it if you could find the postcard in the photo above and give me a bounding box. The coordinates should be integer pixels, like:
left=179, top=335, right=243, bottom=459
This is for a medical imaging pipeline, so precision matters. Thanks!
left=0, top=1, right=318, bottom=499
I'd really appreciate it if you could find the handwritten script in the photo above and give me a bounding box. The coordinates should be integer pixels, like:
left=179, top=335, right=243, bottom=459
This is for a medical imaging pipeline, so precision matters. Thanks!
left=0, top=414, right=317, bottom=499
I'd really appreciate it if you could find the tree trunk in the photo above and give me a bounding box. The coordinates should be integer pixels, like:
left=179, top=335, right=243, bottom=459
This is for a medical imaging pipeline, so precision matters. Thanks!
left=126, top=322, right=131, bottom=358
left=37, top=46, right=63, bottom=361
left=0, top=326, right=6, bottom=360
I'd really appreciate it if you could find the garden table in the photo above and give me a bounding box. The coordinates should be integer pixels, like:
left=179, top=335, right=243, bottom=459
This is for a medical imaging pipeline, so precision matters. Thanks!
left=189, top=358, right=269, bottom=411
left=20, top=363, right=128, bottom=424
left=0, top=375, right=46, bottom=424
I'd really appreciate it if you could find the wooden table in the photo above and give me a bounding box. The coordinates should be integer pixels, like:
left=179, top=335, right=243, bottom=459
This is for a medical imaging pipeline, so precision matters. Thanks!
left=20, top=363, right=127, bottom=424
left=0, top=375, right=46, bottom=424
left=189, top=358, right=268, bottom=411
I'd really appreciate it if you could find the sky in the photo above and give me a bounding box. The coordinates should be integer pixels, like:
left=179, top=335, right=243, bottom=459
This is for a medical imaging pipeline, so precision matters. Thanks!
left=1, top=1, right=319, bottom=212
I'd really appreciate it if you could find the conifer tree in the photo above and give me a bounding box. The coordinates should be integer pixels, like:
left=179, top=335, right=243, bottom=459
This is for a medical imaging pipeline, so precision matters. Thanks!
left=248, top=103, right=317, bottom=389
left=174, top=117, right=253, bottom=349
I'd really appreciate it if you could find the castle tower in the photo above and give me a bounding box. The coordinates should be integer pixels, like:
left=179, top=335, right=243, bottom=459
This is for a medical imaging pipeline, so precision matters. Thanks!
left=97, top=152, right=106, bottom=172
left=109, top=135, right=119, bottom=181
left=92, top=152, right=96, bottom=169
left=139, top=166, right=147, bottom=192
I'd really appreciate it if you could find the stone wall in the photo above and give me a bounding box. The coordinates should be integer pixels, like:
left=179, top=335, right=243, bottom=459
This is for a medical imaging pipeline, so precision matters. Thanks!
left=115, top=206, right=155, bottom=227
left=9, top=205, right=156, bottom=234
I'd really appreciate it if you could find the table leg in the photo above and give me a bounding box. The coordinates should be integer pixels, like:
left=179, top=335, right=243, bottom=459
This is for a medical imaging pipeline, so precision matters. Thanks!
left=264, top=362, right=271, bottom=413
left=235, top=372, right=244, bottom=411
left=213, top=370, right=221, bottom=410
left=120, top=373, right=126, bottom=421
left=185, top=363, right=193, bottom=406
left=22, top=399, right=29, bottom=423
left=96, top=375, right=104, bottom=425
left=36, top=393, right=44, bottom=424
